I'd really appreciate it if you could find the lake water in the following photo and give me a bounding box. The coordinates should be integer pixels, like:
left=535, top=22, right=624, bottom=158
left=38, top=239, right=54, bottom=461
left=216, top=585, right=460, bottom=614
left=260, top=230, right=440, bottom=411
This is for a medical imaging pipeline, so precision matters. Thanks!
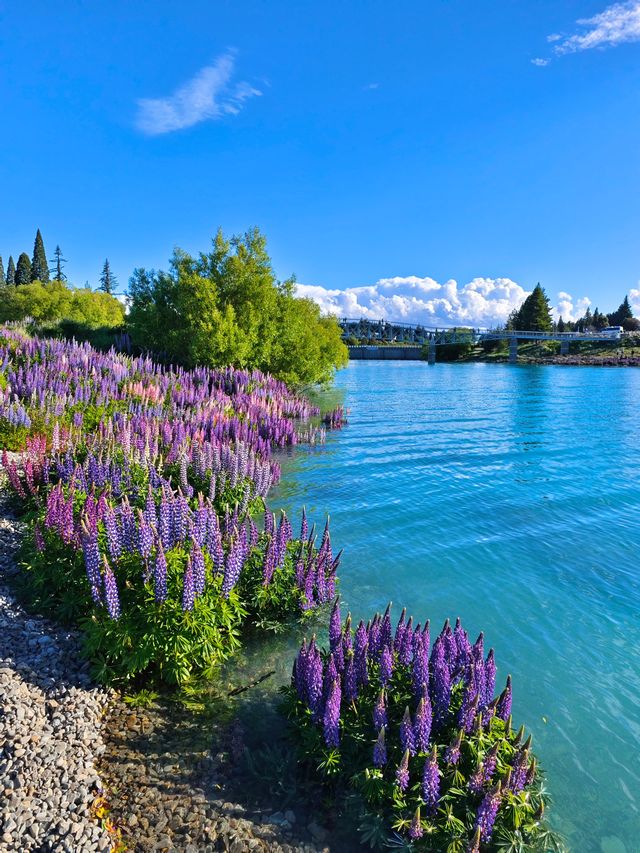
left=269, top=360, right=640, bottom=853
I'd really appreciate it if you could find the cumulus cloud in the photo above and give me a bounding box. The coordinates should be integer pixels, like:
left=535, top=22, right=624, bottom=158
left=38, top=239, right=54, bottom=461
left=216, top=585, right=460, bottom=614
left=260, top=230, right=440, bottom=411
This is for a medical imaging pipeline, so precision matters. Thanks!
left=531, top=57, right=549, bottom=66
left=296, top=276, right=592, bottom=328
left=550, top=1, right=640, bottom=55
left=629, top=287, right=640, bottom=313
left=136, top=51, right=261, bottom=135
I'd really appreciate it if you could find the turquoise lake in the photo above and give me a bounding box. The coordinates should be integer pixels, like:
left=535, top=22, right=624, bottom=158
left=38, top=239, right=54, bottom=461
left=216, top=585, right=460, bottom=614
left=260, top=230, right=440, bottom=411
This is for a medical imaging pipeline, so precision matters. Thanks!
left=269, top=360, right=640, bottom=853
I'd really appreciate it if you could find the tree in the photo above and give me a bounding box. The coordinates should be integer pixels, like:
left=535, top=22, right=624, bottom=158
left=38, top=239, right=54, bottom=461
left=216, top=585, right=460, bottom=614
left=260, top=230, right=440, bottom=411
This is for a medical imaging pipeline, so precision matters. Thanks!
left=592, top=308, right=609, bottom=330
left=0, top=256, right=5, bottom=286
left=31, top=228, right=50, bottom=282
left=99, top=259, right=117, bottom=295
left=6, top=256, right=16, bottom=286
left=15, top=253, right=32, bottom=285
left=609, top=296, right=633, bottom=327
left=513, top=284, right=553, bottom=332
left=50, top=245, right=67, bottom=281
left=557, top=316, right=565, bottom=333
left=0, top=279, right=125, bottom=327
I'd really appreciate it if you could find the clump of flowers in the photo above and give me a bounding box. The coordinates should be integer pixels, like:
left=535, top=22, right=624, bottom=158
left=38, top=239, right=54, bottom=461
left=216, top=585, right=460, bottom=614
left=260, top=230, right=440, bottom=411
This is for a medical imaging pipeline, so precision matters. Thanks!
left=284, top=602, right=565, bottom=852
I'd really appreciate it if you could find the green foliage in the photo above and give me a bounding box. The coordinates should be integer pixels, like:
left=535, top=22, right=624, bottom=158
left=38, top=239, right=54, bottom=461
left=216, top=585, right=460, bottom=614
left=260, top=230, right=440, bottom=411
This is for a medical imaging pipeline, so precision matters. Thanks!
left=0, top=279, right=125, bottom=328
left=0, top=255, right=5, bottom=286
left=15, top=252, right=32, bottom=285
left=99, top=258, right=117, bottom=295
left=609, top=295, right=633, bottom=327
left=31, top=229, right=50, bottom=282
left=510, top=285, right=552, bottom=333
left=6, top=256, right=16, bottom=286
left=127, top=227, right=348, bottom=385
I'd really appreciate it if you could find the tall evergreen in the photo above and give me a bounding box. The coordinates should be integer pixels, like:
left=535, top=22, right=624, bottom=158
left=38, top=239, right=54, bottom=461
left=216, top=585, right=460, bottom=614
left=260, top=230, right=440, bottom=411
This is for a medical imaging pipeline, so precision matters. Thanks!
left=50, top=245, right=67, bottom=281
left=31, top=228, right=50, bottom=282
left=514, top=284, right=553, bottom=332
left=6, top=256, right=16, bottom=285
left=0, top=256, right=5, bottom=286
left=99, top=258, right=117, bottom=295
left=609, top=296, right=633, bottom=327
left=557, top=316, right=565, bottom=333
left=15, top=253, right=32, bottom=285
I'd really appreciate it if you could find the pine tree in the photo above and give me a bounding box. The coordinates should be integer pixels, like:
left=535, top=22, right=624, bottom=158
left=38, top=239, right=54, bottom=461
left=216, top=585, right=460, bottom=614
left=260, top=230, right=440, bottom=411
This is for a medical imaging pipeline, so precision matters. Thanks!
left=6, top=256, right=16, bottom=285
left=557, top=316, right=565, bottom=333
left=99, top=258, right=117, bottom=295
left=609, top=296, right=633, bottom=327
left=514, top=284, right=553, bottom=332
left=31, top=228, right=50, bottom=282
left=0, top=256, right=5, bottom=286
left=50, top=245, right=67, bottom=281
left=15, top=253, right=32, bottom=285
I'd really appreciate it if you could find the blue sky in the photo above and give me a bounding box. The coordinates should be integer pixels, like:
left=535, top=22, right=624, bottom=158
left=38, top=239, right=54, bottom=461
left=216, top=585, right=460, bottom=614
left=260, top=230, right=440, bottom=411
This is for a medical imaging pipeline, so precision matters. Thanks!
left=0, top=0, right=639, bottom=326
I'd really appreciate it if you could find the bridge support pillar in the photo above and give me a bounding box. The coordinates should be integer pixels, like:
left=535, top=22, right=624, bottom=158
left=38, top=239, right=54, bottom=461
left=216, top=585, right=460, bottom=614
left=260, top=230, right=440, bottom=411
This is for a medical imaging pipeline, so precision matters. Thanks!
left=560, top=340, right=569, bottom=355
left=508, top=338, right=518, bottom=364
left=428, top=338, right=436, bottom=365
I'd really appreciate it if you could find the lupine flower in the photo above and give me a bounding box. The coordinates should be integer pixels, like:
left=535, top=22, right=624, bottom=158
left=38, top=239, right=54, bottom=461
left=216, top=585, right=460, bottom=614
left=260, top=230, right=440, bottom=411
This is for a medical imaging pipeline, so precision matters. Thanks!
left=300, top=507, right=308, bottom=541
left=102, top=556, right=121, bottom=620
left=306, top=639, right=324, bottom=719
left=468, top=763, right=485, bottom=795
left=373, top=726, right=386, bottom=768
left=400, top=707, right=416, bottom=755
left=182, top=556, right=195, bottom=611
left=466, top=826, right=482, bottom=853
left=422, top=746, right=440, bottom=815
left=394, top=607, right=407, bottom=651
left=409, top=807, right=423, bottom=840
left=191, top=540, right=206, bottom=595
left=395, top=748, right=410, bottom=792
left=431, top=638, right=451, bottom=728
left=414, top=695, right=432, bottom=753
left=482, top=743, right=499, bottom=783
left=379, top=604, right=392, bottom=651
left=510, top=747, right=530, bottom=793
left=484, top=648, right=496, bottom=706
left=323, top=678, right=341, bottom=748
left=329, top=597, right=342, bottom=651
left=154, top=539, right=168, bottom=603
left=344, top=651, right=358, bottom=703
left=373, top=690, right=387, bottom=731
left=497, top=675, right=512, bottom=721
left=354, top=620, right=369, bottom=686
left=379, top=645, right=393, bottom=686
left=474, top=783, right=502, bottom=842
left=444, top=730, right=463, bottom=766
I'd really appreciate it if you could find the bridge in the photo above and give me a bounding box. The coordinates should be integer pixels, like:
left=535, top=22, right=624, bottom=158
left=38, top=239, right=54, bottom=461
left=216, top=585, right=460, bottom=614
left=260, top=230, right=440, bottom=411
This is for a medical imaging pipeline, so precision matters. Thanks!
left=338, top=317, right=623, bottom=364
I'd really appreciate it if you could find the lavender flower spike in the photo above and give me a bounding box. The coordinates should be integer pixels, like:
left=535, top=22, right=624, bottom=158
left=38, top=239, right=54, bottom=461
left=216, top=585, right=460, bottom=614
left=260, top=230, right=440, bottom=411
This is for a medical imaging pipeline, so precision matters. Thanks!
left=408, top=807, right=423, bottom=841
left=497, top=675, right=512, bottom=721
left=395, top=748, right=410, bottom=792
left=400, top=707, right=416, bottom=755
left=102, top=556, right=121, bottom=620
left=474, top=782, right=503, bottom=843
left=323, top=678, right=341, bottom=748
left=373, top=726, right=387, bottom=768
left=422, top=745, right=440, bottom=816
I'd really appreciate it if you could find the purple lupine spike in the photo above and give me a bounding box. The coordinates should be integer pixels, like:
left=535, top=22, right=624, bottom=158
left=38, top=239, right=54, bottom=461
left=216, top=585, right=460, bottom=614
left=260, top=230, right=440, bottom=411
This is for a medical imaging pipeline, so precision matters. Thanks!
left=379, top=645, right=393, bottom=687
left=394, top=607, right=407, bottom=651
left=182, top=556, right=195, bottom=611
left=342, top=614, right=352, bottom=651
left=468, top=762, right=485, bottom=795
left=191, top=540, right=206, bottom=595
left=81, top=523, right=102, bottom=604
left=411, top=632, right=429, bottom=698
left=300, top=507, right=308, bottom=541
left=395, top=748, right=410, bottom=792
left=398, top=615, right=414, bottom=665
left=474, top=783, right=502, bottom=843
left=497, top=675, right=512, bottom=721
left=306, top=639, right=324, bottom=719
left=409, top=807, right=423, bottom=840
left=510, top=748, right=530, bottom=793
left=154, top=538, right=168, bottom=604
left=323, top=653, right=339, bottom=701
left=222, top=537, right=244, bottom=597
left=422, top=620, right=430, bottom=656
left=484, top=649, right=496, bottom=706
left=442, top=619, right=457, bottom=672
left=102, top=556, right=121, bottom=620
left=138, top=511, right=154, bottom=561
left=458, top=683, right=479, bottom=734
left=248, top=517, right=259, bottom=549
left=368, top=614, right=381, bottom=660
left=414, top=695, right=432, bottom=753
left=323, top=678, right=341, bottom=748
left=430, top=638, right=451, bottom=729
left=454, top=617, right=471, bottom=671
left=443, top=730, right=463, bottom=766
left=103, top=505, right=122, bottom=561
left=344, top=651, right=358, bottom=703
left=354, top=620, right=369, bottom=686
left=373, top=726, right=386, bottom=768
left=473, top=631, right=485, bottom=661
left=294, top=640, right=308, bottom=699
left=400, top=707, right=416, bottom=755
left=422, top=746, right=440, bottom=816
left=379, top=604, right=392, bottom=651
left=482, top=743, right=499, bottom=783
left=466, top=826, right=482, bottom=853
left=373, top=690, right=387, bottom=731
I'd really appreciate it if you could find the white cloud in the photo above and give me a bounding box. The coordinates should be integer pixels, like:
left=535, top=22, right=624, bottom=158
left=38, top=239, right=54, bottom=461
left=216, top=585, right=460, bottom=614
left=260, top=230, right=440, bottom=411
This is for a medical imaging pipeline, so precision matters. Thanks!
left=296, top=276, right=592, bottom=328
left=136, top=51, right=261, bottom=135
left=363, top=82, right=380, bottom=90
left=629, top=287, right=640, bottom=313
left=551, top=1, right=640, bottom=55
left=531, top=57, right=549, bottom=66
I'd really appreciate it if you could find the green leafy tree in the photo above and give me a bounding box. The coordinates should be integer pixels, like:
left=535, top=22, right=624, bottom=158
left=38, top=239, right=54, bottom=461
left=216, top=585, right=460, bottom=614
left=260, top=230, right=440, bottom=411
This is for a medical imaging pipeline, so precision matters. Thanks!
left=99, top=258, right=117, bottom=295
left=0, top=256, right=5, bottom=286
left=31, top=229, right=50, bottom=282
left=50, top=245, right=67, bottom=281
left=609, top=296, right=633, bottom=327
left=127, top=228, right=347, bottom=384
left=0, top=280, right=125, bottom=327
left=513, top=284, right=553, bottom=332
left=15, top=253, right=32, bottom=285
left=6, top=256, right=16, bottom=285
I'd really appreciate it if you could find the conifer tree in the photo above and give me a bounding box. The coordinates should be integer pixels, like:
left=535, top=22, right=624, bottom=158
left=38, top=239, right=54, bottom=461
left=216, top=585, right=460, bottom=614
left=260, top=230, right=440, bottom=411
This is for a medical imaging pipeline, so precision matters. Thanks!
left=557, top=316, right=565, bottom=333
left=0, top=256, right=5, bottom=286
left=31, top=228, right=50, bottom=282
left=99, top=258, right=117, bottom=295
left=50, top=245, right=67, bottom=281
left=15, top=253, right=32, bottom=285
left=6, top=256, right=16, bottom=285
left=609, top=296, right=633, bottom=327
left=513, top=284, right=553, bottom=332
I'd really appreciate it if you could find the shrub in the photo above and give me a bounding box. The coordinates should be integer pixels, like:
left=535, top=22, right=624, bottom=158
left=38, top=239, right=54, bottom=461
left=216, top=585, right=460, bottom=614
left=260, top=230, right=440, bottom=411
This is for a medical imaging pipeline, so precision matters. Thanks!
left=283, top=601, right=565, bottom=852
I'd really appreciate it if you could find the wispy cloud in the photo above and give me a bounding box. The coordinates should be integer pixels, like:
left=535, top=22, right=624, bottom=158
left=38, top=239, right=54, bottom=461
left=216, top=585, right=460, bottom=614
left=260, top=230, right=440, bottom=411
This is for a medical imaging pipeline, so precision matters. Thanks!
left=295, top=276, right=592, bottom=327
left=551, top=1, right=640, bottom=55
left=531, top=57, right=549, bottom=66
left=136, top=51, right=261, bottom=135
left=363, top=82, right=379, bottom=90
